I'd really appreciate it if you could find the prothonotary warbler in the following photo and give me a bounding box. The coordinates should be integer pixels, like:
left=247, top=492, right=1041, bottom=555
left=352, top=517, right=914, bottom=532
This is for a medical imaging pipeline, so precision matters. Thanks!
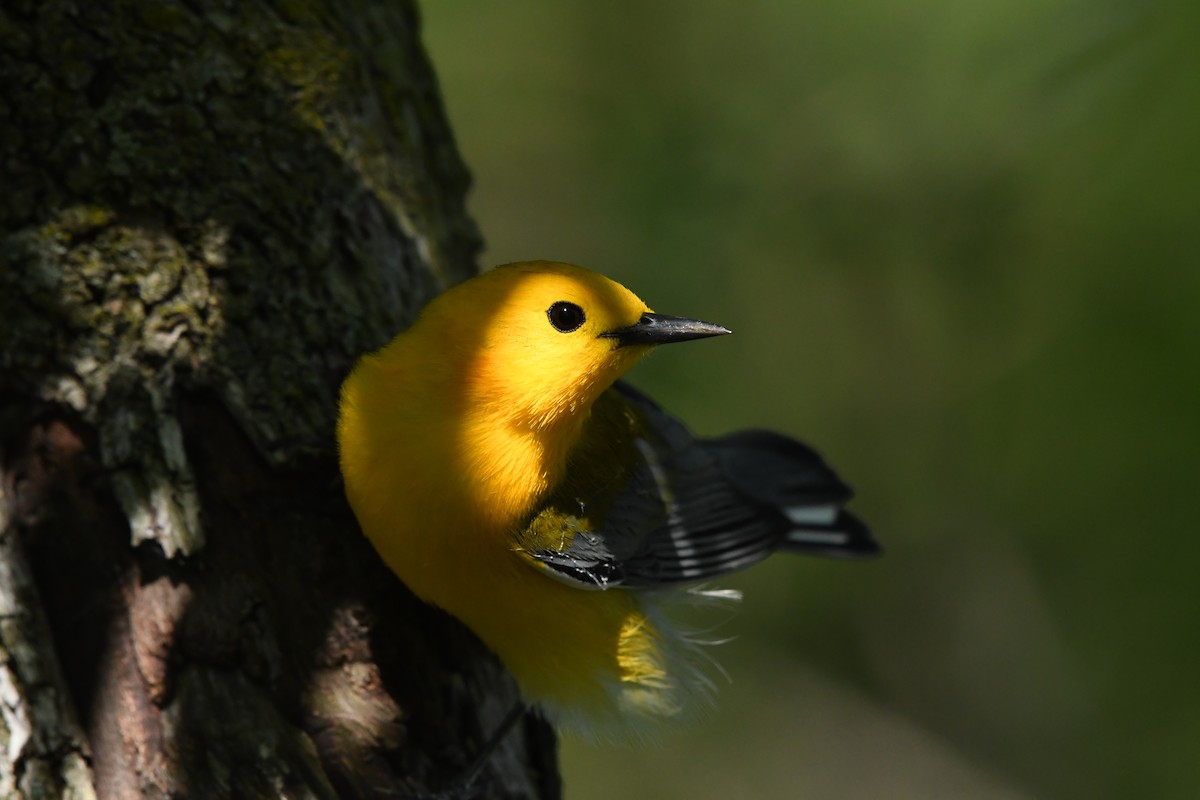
left=337, top=260, right=877, bottom=741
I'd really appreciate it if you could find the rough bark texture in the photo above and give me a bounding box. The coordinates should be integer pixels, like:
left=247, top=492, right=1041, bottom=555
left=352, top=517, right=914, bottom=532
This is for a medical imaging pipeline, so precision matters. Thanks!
left=0, top=1, right=560, bottom=798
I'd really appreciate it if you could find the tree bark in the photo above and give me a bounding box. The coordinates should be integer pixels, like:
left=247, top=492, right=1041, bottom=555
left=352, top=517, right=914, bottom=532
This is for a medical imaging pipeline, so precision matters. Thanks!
left=0, top=1, right=559, bottom=798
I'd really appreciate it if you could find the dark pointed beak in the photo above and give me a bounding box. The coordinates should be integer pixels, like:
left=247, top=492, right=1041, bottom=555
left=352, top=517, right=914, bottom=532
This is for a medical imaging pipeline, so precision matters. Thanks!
left=600, top=313, right=732, bottom=347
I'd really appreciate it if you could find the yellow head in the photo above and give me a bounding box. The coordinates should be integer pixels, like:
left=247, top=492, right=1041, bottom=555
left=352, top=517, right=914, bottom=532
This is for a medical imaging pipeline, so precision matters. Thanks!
left=338, top=260, right=730, bottom=529
left=411, top=261, right=730, bottom=431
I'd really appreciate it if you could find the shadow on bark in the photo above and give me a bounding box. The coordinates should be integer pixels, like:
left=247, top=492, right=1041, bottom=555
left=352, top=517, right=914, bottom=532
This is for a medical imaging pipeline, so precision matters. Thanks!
left=0, top=0, right=559, bottom=796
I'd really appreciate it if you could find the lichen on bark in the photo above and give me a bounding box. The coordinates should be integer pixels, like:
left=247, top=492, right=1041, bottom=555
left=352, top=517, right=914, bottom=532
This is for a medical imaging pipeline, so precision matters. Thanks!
left=1, top=484, right=98, bottom=800
left=1, top=0, right=478, bottom=554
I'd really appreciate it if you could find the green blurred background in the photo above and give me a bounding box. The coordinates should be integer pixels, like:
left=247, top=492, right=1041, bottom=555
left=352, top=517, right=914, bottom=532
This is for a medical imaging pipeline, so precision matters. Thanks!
left=420, top=1, right=1199, bottom=797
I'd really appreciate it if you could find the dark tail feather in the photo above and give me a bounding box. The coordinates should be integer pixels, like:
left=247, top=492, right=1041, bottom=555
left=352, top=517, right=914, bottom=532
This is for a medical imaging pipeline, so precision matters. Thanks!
left=785, top=509, right=881, bottom=558
left=707, top=429, right=881, bottom=560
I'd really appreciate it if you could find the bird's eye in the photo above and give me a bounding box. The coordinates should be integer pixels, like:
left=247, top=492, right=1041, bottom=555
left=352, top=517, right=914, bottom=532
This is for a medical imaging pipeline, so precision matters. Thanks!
left=547, top=301, right=586, bottom=333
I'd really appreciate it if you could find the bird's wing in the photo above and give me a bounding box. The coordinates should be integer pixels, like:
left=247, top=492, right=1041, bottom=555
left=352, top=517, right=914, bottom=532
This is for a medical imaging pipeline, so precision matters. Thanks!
left=515, top=382, right=878, bottom=591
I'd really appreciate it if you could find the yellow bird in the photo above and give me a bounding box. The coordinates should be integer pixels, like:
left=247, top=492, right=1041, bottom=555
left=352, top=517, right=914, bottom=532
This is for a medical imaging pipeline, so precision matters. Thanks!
left=337, top=261, right=876, bottom=740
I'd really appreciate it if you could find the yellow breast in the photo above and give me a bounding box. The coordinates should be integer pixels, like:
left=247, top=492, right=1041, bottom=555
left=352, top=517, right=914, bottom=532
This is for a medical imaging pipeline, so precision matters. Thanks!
left=338, top=344, right=707, bottom=738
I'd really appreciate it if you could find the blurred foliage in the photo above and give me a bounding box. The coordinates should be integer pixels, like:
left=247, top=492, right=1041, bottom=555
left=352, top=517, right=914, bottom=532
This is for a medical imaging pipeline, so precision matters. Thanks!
left=421, top=0, right=1200, bottom=797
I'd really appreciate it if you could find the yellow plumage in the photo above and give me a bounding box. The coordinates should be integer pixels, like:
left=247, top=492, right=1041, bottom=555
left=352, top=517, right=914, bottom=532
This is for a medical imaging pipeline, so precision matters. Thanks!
left=337, top=261, right=875, bottom=738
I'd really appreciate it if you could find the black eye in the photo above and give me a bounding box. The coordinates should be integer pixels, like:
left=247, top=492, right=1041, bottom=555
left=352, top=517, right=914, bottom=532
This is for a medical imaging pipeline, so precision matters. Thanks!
left=547, top=301, right=585, bottom=333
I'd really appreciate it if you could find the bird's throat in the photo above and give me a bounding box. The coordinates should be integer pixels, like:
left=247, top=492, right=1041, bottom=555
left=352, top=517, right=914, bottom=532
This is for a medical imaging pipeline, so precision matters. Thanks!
left=459, top=404, right=590, bottom=530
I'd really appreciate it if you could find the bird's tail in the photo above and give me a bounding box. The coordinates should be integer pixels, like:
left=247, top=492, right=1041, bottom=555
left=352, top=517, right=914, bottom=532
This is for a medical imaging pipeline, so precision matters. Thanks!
left=706, top=430, right=881, bottom=559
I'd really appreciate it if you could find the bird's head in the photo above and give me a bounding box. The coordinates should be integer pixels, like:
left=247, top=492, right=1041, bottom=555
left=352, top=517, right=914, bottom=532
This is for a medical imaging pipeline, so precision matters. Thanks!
left=418, top=261, right=730, bottom=431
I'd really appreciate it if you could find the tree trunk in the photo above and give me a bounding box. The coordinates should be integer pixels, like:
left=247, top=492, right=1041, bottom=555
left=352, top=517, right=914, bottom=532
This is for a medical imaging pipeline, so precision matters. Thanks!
left=0, top=1, right=560, bottom=798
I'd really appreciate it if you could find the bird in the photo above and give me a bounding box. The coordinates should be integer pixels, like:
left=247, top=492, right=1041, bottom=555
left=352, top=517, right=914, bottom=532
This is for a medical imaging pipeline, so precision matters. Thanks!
left=337, top=260, right=877, bottom=742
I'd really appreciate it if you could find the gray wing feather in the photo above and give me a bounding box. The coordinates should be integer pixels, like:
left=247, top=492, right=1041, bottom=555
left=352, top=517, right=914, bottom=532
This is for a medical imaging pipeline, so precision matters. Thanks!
left=526, top=381, right=878, bottom=591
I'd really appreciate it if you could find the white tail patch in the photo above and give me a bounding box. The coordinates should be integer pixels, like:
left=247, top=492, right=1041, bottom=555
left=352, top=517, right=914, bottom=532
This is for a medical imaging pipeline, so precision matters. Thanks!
left=786, top=529, right=850, bottom=546
left=784, top=504, right=838, bottom=526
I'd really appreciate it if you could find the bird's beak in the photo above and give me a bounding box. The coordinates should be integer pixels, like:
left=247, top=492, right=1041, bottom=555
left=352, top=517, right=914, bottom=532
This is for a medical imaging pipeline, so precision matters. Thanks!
left=600, top=313, right=732, bottom=347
